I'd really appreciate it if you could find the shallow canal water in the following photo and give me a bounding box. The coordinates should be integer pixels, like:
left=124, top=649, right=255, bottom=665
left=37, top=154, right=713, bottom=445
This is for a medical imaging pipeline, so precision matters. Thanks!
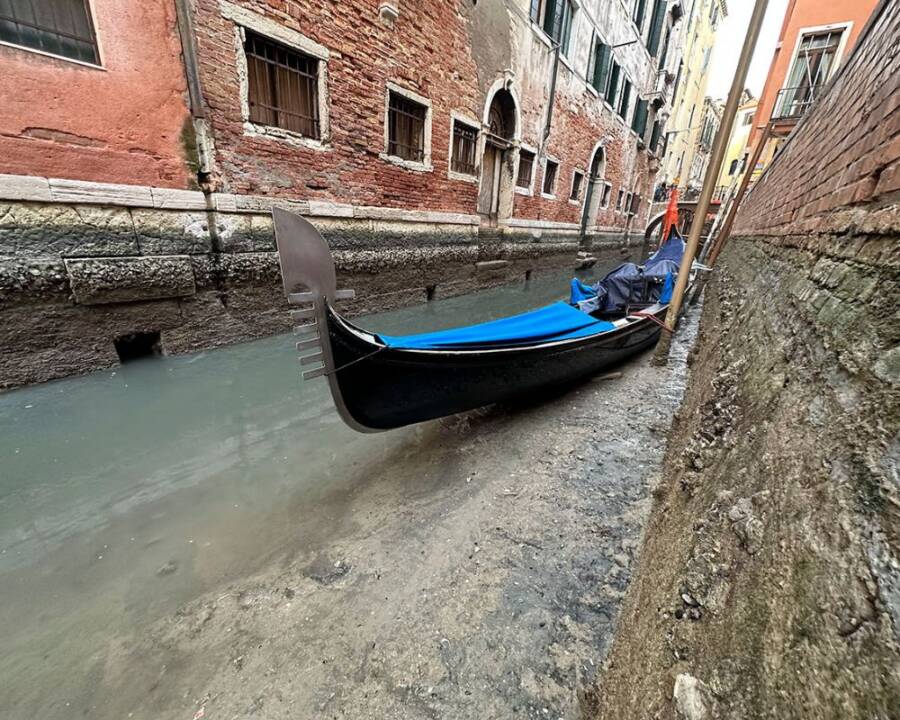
left=0, top=252, right=638, bottom=718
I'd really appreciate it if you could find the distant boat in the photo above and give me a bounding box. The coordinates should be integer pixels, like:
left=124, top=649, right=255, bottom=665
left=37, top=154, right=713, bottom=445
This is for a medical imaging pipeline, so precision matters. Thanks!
left=273, top=208, right=684, bottom=432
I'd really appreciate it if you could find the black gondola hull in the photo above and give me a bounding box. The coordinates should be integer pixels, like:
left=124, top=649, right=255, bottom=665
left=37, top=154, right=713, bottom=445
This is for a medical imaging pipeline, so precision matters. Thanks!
left=327, top=306, right=667, bottom=430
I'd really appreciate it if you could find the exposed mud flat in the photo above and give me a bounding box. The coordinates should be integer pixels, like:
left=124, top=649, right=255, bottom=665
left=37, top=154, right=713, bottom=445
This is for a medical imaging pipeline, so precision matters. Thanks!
left=65, top=314, right=701, bottom=720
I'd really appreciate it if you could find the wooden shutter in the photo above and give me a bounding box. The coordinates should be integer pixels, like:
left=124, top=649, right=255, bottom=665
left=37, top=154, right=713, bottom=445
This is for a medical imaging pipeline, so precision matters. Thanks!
left=593, top=42, right=611, bottom=94
left=633, top=0, right=648, bottom=28
left=606, top=61, right=620, bottom=105
left=632, top=99, right=649, bottom=138
left=647, top=0, right=667, bottom=56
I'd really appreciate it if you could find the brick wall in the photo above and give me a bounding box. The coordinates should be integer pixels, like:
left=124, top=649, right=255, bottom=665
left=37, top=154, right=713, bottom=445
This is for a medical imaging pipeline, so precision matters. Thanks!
left=592, top=5, right=900, bottom=715
left=192, top=0, right=659, bottom=230
left=734, top=1, right=900, bottom=239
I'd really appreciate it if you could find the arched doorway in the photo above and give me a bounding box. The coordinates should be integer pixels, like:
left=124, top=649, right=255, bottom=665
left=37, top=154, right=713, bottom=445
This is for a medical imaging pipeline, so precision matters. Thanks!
left=580, top=145, right=607, bottom=235
left=478, top=88, right=517, bottom=225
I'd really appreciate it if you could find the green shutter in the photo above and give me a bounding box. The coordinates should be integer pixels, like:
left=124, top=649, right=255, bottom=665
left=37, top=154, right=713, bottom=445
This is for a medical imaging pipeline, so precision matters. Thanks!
left=647, top=0, right=666, bottom=56
left=650, top=120, right=663, bottom=152
left=606, top=61, right=620, bottom=105
left=530, top=0, right=540, bottom=23
left=619, top=79, right=631, bottom=119
left=633, top=0, right=647, bottom=28
left=632, top=99, right=649, bottom=138
left=593, top=42, right=611, bottom=93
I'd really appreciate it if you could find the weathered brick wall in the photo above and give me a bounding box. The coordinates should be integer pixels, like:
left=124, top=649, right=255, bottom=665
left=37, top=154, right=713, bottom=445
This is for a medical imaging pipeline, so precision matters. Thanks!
left=592, top=4, right=900, bottom=717
left=193, top=0, right=657, bottom=229
left=734, top=2, right=899, bottom=238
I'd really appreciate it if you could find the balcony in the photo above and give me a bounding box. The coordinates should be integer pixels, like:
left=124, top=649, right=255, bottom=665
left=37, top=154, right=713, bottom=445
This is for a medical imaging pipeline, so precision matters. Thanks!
left=771, top=85, right=824, bottom=122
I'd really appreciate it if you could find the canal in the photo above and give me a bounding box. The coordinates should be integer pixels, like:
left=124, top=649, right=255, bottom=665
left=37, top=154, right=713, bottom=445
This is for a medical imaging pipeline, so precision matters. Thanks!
left=0, top=246, right=689, bottom=719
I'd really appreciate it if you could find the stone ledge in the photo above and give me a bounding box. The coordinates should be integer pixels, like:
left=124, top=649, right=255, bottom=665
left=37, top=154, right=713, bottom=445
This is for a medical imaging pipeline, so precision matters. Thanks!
left=64, top=256, right=196, bottom=305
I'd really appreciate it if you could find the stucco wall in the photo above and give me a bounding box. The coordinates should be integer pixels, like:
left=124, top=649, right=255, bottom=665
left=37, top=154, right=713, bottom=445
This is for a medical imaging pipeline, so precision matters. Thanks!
left=750, top=0, right=878, bottom=150
left=0, top=0, right=193, bottom=188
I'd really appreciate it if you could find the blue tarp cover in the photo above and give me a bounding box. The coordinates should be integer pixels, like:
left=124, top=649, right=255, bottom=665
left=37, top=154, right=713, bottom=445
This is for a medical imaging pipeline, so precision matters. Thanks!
left=379, top=302, right=616, bottom=350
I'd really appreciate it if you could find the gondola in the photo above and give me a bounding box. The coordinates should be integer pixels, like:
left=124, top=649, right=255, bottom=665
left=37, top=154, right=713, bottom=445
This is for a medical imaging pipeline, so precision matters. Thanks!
left=273, top=207, right=684, bottom=432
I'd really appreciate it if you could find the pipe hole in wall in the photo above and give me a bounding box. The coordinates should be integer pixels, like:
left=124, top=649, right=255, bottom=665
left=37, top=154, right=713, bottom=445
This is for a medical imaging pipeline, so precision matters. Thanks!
left=525, top=269, right=533, bottom=282
left=114, top=331, right=163, bottom=363
left=426, top=285, right=436, bottom=301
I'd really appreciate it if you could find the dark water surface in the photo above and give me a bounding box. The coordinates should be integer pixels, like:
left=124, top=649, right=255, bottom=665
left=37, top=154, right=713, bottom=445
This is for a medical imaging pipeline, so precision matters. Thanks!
left=0, top=252, right=635, bottom=717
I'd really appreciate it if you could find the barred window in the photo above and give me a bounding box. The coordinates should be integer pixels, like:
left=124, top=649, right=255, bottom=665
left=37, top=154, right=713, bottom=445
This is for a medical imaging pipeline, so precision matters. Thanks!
left=451, top=120, right=478, bottom=176
left=245, top=30, right=320, bottom=139
left=388, top=91, right=427, bottom=163
left=600, top=183, right=612, bottom=208
left=570, top=171, right=583, bottom=201
left=517, top=149, right=535, bottom=188
left=542, top=159, right=558, bottom=196
left=0, top=0, right=98, bottom=64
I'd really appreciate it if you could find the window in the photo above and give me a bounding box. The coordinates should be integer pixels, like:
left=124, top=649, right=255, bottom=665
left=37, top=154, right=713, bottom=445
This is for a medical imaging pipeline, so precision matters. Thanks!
left=542, top=159, right=559, bottom=196
left=776, top=29, right=844, bottom=118
left=600, top=183, right=612, bottom=208
left=589, top=36, right=611, bottom=95
left=625, top=192, right=633, bottom=214
left=618, top=78, right=632, bottom=119
left=246, top=31, right=320, bottom=138
left=632, top=98, right=649, bottom=140
left=606, top=60, right=621, bottom=106
left=450, top=119, right=478, bottom=176
left=616, top=189, right=625, bottom=210
left=570, top=171, right=584, bottom=201
left=517, top=149, right=536, bottom=188
left=633, top=0, right=647, bottom=31
left=728, top=158, right=739, bottom=175
left=0, top=0, right=98, bottom=64
left=646, top=0, right=667, bottom=56
left=743, top=111, right=754, bottom=126
left=531, top=0, right=574, bottom=54
left=387, top=90, right=427, bottom=163
left=630, top=194, right=641, bottom=216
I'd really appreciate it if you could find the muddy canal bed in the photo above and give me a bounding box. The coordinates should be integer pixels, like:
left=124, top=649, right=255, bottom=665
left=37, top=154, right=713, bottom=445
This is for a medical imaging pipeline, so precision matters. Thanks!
left=0, top=260, right=699, bottom=719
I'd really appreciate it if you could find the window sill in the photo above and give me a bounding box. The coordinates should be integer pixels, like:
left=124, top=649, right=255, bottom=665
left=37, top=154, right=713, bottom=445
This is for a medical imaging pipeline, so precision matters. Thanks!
left=244, top=122, right=331, bottom=150
left=448, top=169, right=479, bottom=184
left=568, top=198, right=581, bottom=206
left=515, top=186, right=533, bottom=196
left=0, top=40, right=104, bottom=70
left=379, top=152, right=433, bottom=173
left=541, top=192, right=557, bottom=200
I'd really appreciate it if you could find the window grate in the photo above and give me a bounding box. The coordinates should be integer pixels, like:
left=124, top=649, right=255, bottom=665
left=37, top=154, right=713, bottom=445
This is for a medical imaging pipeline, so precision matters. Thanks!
left=570, top=171, right=583, bottom=200
left=517, top=150, right=535, bottom=188
left=543, top=160, right=558, bottom=196
left=451, top=121, right=478, bottom=176
left=245, top=31, right=320, bottom=139
left=0, top=0, right=98, bottom=64
left=388, top=92, right=427, bottom=162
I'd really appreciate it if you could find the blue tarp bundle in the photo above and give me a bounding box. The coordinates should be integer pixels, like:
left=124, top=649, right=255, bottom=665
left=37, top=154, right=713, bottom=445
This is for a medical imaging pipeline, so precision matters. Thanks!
left=378, top=233, right=685, bottom=351
left=569, top=232, right=685, bottom=311
left=379, top=302, right=616, bottom=350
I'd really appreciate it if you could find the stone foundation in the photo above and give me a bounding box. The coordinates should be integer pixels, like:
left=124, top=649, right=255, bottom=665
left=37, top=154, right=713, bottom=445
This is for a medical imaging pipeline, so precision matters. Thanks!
left=0, top=181, right=641, bottom=389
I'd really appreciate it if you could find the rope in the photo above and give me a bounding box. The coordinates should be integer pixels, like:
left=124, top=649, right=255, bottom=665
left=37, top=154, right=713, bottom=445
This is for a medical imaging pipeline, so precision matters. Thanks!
left=632, top=310, right=673, bottom=334
left=325, top=344, right=390, bottom=376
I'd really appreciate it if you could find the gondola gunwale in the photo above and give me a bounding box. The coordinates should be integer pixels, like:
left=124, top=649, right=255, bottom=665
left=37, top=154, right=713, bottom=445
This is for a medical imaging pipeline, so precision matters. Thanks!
left=326, top=301, right=668, bottom=358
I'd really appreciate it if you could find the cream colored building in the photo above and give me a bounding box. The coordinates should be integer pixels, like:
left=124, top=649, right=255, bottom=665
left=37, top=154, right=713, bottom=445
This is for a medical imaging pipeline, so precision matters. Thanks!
left=658, top=0, right=727, bottom=193
left=714, top=91, right=757, bottom=198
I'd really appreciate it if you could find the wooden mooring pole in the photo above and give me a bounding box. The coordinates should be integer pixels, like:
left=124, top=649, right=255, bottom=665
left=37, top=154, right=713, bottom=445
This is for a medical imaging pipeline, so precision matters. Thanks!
left=654, top=0, right=770, bottom=363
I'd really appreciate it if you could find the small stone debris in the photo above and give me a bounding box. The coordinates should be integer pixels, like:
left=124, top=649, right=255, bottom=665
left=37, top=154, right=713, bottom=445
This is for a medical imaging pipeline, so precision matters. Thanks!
left=156, top=560, right=178, bottom=577
left=673, top=673, right=709, bottom=720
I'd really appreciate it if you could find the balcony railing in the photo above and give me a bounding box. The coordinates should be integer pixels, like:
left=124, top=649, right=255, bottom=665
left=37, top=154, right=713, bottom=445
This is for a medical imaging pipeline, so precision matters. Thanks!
left=772, top=85, right=824, bottom=121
